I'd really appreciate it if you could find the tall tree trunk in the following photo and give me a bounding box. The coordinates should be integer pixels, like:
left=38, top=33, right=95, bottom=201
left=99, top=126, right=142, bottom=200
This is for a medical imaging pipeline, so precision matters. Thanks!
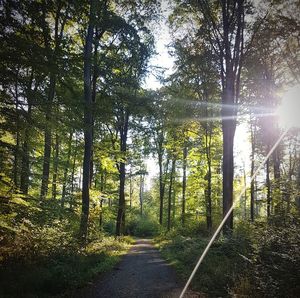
left=205, top=123, right=212, bottom=231
left=158, top=133, right=166, bottom=225
left=273, top=141, right=281, bottom=211
left=220, top=0, right=244, bottom=234
left=70, top=136, right=78, bottom=198
left=129, top=167, right=133, bottom=209
left=80, top=0, right=95, bottom=242
left=158, top=152, right=164, bottom=224
left=89, top=34, right=99, bottom=189
left=61, top=131, right=73, bottom=207
left=20, top=72, right=34, bottom=194
left=139, top=173, right=144, bottom=216
left=13, top=78, right=20, bottom=188
left=266, top=156, right=271, bottom=217
left=250, top=120, right=256, bottom=222
left=222, top=93, right=235, bottom=233
left=167, top=158, right=176, bottom=231
left=52, top=133, right=59, bottom=200
left=40, top=74, right=56, bottom=199
left=40, top=1, right=67, bottom=199
left=20, top=124, right=30, bottom=194
left=99, top=199, right=104, bottom=228
left=99, top=168, right=105, bottom=228
left=182, top=144, right=187, bottom=225
left=116, top=110, right=129, bottom=236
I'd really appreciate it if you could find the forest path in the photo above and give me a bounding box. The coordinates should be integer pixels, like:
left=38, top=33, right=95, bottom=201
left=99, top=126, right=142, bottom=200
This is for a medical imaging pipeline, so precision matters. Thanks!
left=76, top=238, right=200, bottom=298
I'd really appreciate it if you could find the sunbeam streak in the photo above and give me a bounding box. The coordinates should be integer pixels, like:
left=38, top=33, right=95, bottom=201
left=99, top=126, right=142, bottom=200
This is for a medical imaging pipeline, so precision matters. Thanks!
left=173, top=112, right=276, bottom=123
left=169, top=98, right=276, bottom=113
left=179, top=128, right=290, bottom=298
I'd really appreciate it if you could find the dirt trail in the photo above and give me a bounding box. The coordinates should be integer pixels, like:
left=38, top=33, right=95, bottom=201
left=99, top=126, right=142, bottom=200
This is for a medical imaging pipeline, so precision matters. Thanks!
left=76, top=239, right=200, bottom=298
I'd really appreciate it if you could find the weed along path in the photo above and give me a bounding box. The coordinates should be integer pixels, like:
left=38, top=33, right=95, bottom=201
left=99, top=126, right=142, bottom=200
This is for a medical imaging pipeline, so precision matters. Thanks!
left=77, top=239, right=200, bottom=298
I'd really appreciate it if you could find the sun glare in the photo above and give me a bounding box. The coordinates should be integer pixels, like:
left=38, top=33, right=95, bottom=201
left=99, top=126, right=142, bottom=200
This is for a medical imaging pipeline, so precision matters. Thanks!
left=277, top=85, right=300, bottom=129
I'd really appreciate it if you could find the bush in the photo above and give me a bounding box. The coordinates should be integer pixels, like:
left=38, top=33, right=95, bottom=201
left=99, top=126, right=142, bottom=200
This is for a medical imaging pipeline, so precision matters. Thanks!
left=127, top=216, right=160, bottom=237
left=246, top=216, right=300, bottom=297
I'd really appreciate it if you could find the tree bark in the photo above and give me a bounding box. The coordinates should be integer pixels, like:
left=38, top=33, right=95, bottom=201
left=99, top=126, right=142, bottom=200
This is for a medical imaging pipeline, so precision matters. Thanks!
left=205, top=128, right=212, bottom=231
left=52, top=133, right=59, bottom=200
left=266, top=156, right=271, bottom=217
left=139, top=173, right=144, bottom=216
left=250, top=119, right=256, bottom=222
left=222, top=90, right=236, bottom=233
left=157, top=132, right=166, bottom=225
left=70, top=135, right=78, bottom=200
left=182, top=144, right=187, bottom=225
left=129, top=167, right=133, bottom=209
left=220, top=0, right=244, bottom=234
left=13, top=76, right=20, bottom=188
left=80, top=0, right=95, bottom=242
left=116, top=110, right=129, bottom=236
left=61, top=131, right=73, bottom=207
left=20, top=71, right=34, bottom=194
left=167, top=158, right=176, bottom=231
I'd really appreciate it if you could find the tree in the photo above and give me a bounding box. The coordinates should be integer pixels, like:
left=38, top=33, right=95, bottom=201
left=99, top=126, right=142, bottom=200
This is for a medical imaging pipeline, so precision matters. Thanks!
left=80, top=0, right=96, bottom=241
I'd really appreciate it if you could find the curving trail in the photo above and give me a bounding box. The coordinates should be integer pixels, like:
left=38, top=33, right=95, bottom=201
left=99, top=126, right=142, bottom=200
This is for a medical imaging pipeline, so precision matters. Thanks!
left=76, top=239, right=201, bottom=298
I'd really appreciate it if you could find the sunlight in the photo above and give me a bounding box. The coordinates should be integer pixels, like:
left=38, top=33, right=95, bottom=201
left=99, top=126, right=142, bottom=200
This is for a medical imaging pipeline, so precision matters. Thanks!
left=277, top=85, right=300, bottom=129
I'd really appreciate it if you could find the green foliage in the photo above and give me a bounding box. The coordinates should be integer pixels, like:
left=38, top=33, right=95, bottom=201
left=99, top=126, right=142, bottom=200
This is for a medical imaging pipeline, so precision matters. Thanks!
left=239, top=215, right=300, bottom=297
left=127, top=215, right=161, bottom=237
left=0, top=236, right=132, bottom=298
left=157, top=217, right=300, bottom=297
left=156, top=227, right=252, bottom=297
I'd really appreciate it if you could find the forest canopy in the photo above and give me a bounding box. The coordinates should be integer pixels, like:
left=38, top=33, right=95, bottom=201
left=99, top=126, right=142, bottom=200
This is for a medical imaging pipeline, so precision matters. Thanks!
left=0, top=0, right=299, bottom=297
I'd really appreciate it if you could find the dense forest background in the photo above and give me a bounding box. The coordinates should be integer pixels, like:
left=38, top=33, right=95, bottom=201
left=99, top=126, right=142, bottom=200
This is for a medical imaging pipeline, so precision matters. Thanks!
left=0, top=0, right=299, bottom=297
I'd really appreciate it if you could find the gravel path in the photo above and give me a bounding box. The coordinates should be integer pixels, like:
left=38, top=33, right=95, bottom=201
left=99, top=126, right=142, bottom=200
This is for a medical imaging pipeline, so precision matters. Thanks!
left=75, top=239, right=201, bottom=298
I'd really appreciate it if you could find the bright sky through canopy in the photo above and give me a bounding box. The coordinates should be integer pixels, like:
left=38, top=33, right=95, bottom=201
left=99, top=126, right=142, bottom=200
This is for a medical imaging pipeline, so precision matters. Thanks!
left=277, top=84, right=300, bottom=128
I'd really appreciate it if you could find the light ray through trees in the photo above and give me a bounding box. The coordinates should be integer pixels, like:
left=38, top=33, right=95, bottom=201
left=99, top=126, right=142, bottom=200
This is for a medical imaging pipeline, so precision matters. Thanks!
left=179, top=127, right=290, bottom=298
left=173, top=113, right=276, bottom=123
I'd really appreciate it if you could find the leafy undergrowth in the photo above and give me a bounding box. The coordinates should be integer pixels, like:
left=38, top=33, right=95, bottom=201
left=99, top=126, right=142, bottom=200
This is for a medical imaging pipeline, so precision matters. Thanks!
left=156, top=217, right=300, bottom=297
left=156, top=228, right=252, bottom=297
left=0, top=236, right=133, bottom=298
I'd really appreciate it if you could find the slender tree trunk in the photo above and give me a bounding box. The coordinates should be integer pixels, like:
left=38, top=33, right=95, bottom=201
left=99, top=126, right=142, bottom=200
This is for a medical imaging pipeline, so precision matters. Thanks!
left=205, top=123, right=212, bottom=231
left=139, top=174, right=144, bottom=216
left=167, top=158, right=176, bottom=231
left=158, top=137, right=165, bottom=225
left=99, top=168, right=105, bottom=228
left=52, top=133, right=59, bottom=200
left=14, top=80, right=20, bottom=188
left=172, top=179, right=176, bottom=221
left=182, top=144, right=187, bottom=225
left=80, top=0, right=95, bottom=241
left=20, top=128, right=30, bottom=194
left=40, top=74, right=56, bottom=199
left=129, top=167, right=133, bottom=209
left=266, top=156, right=271, bottom=217
left=273, top=141, right=281, bottom=211
left=89, top=34, right=99, bottom=189
left=99, top=199, right=104, bottom=228
left=20, top=70, right=36, bottom=194
left=61, top=131, right=73, bottom=207
left=116, top=110, right=129, bottom=236
left=250, top=160, right=255, bottom=221
left=250, top=120, right=256, bottom=222
left=70, top=136, right=78, bottom=197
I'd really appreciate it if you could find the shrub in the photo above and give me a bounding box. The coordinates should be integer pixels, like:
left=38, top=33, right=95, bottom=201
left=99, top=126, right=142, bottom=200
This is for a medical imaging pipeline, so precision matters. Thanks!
left=127, top=216, right=160, bottom=237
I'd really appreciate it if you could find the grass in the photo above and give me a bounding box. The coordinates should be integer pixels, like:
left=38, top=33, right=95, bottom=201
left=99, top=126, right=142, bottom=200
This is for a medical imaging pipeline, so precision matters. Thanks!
left=0, top=236, right=133, bottom=298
